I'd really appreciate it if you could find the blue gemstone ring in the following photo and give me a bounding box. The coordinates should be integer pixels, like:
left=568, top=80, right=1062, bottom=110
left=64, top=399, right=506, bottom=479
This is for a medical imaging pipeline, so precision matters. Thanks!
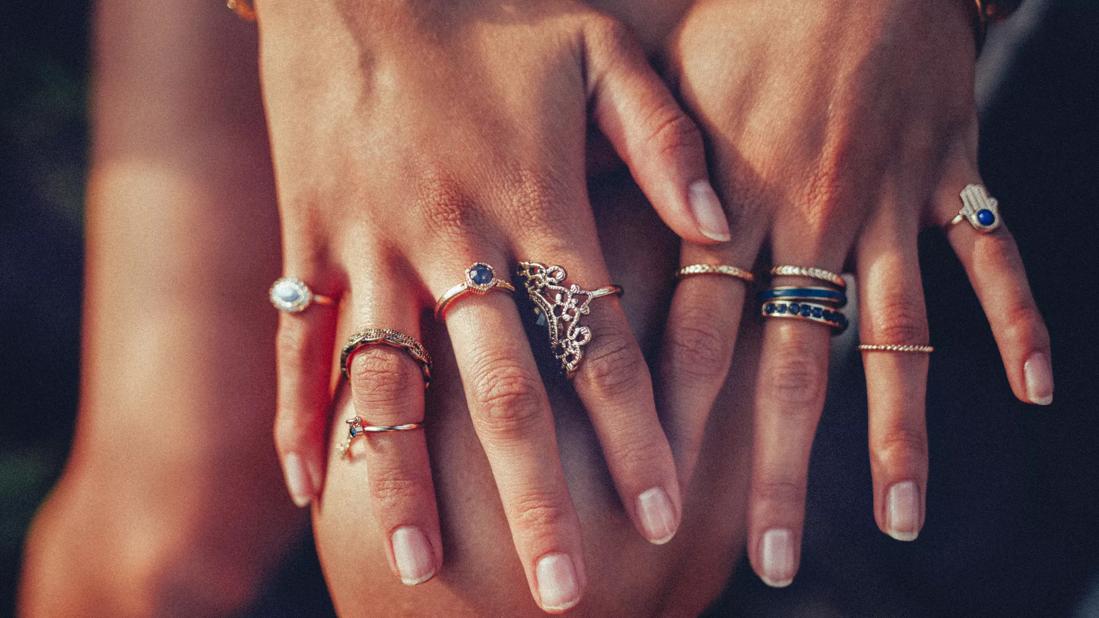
left=269, top=277, right=338, bottom=313
left=758, top=286, right=848, bottom=308
left=949, top=184, right=1002, bottom=233
left=434, top=262, right=517, bottom=319
left=339, top=416, right=425, bottom=458
left=761, top=300, right=848, bottom=334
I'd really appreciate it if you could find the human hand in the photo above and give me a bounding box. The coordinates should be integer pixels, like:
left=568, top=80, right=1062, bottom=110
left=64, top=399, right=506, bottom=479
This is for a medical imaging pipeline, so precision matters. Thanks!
left=257, top=1, right=725, bottom=609
left=657, top=0, right=1052, bottom=586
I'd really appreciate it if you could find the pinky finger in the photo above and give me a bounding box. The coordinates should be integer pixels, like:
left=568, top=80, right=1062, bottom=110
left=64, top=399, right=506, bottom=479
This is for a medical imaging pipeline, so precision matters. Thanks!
left=272, top=277, right=341, bottom=507
left=938, top=168, right=1054, bottom=405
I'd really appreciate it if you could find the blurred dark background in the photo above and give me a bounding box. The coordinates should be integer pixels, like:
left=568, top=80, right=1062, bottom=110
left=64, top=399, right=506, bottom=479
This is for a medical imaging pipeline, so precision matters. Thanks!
left=1, top=1, right=1096, bottom=616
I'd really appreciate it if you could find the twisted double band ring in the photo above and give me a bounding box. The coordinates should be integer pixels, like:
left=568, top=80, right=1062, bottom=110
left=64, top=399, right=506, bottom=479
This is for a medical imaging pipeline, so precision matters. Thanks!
left=340, top=328, right=432, bottom=385
left=339, top=416, right=425, bottom=457
left=758, top=286, right=848, bottom=308
left=434, top=262, right=517, bottom=319
left=949, top=184, right=1002, bottom=233
left=676, top=264, right=755, bottom=283
left=858, top=344, right=935, bottom=354
left=769, top=265, right=846, bottom=289
left=516, top=261, right=623, bottom=377
left=269, top=277, right=338, bottom=313
left=761, top=300, right=849, bottom=333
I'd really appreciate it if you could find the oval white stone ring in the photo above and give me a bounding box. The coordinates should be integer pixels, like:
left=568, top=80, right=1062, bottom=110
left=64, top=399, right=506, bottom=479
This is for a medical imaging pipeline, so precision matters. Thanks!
left=269, top=277, right=338, bottom=313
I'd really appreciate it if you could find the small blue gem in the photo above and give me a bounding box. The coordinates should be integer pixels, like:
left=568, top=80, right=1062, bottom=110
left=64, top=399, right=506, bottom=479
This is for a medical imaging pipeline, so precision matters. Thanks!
left=765, top=304, right=776, bottom=314
left=801, top=307, right=812, bottom=317
left=976, top=209, right=996, bottom=226
left=789, top=303, right=800, bottom=313
left=812, top=307, right=823, bottom=318
left=469, top=264, right=495, bottom=286
left=777, top=304, right=788, bottom=314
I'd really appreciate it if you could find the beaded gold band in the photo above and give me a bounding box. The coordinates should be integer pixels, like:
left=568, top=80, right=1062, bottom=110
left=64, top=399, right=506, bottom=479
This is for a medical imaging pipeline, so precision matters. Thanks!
left=769, top=265, right=846, bottom=289
left=226, top=0, right=256, bottom=21
left=340, top=328, right=432, bottom=385
left=858, top=344, right=935, bottom=354
left=676, top=264, right=755, bottom=283
left=434, top=263, right=516, bottom=320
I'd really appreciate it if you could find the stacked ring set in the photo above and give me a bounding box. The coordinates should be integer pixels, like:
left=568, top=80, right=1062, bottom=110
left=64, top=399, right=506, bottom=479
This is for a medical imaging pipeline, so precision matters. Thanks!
left=760, top=266, right=849, bottom=334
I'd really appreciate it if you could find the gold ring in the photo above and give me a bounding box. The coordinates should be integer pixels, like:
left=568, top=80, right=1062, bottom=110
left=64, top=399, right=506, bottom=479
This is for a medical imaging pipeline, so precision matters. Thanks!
left=676, top=264, right=755, bottom=283
left=434, top=263, right=516, bottom=320
left=339, top=416, right=425, bottom=457
left=340, top=329, right=432, bottom=385
left=858, top=344, right=934, bottom=354
left=269, top=277, right=338, bottom=313
left=769, top=265, right=846, bottom=289
left=516, top=261, right=623, bottom=377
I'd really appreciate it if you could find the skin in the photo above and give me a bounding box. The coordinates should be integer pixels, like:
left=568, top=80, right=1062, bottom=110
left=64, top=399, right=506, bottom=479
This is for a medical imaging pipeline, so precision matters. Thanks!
left=19, top=2, right=300, bottom=615
left=655, top=0, right=1053, bottom=587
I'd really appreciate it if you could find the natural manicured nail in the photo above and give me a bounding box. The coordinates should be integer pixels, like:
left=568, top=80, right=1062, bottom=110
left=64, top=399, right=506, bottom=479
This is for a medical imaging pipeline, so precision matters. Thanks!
left=1024, top=352, right=1053, bottom=405
left=282, top=452, right=314, bottom=508
left=535, top=553, right=580, bottom=612
left=759, top=528, right=795, bottom=587
left=886, top=481, right=921, bottom=542
left=391, top=526, right=436, bottom=586
left=688, top=180, right=731, bottom=242
left=636, top=487, right=678, bottom=544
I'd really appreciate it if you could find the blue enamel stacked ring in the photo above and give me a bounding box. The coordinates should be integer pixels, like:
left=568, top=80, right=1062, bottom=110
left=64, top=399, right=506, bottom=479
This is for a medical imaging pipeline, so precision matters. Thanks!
left=761, top=267, right=848, bottom=334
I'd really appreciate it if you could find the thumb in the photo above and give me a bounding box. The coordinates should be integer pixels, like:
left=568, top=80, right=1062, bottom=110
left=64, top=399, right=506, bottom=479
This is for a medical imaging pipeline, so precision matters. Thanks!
left=583, top=16, right=729, bottom=244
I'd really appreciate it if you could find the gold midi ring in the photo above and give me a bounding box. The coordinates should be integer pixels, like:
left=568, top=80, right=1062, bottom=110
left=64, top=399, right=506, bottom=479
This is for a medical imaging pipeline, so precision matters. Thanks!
left=769, top=265, right=846, bottom=289
left=676, top=264, right=755, bottom=284
left=516, top=261, right=623, bottom=377
left=269, top=277, right=338, bottom=313
left=434, top=263, right=516, bottom=320
left=339, top=416, right=425, bottom=457
left=948, top=184, right=1002, bottom=233
left=858, top=344, right=935, bottom=354
left=340, top=328, right=432, bottom=385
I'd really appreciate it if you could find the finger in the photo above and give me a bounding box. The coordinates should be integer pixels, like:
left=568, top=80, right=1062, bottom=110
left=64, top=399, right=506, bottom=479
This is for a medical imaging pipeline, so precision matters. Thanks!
left=583, top=16, right=730, bottom=245
left=856, top=217, right=930, bottom=542
left=938, top=164, right=1053, bottom=405
left=430, top=255, right=586, bottom=614
left=517, top=236, right=683, bottom=547
left=748, top=253, right=844, bottom=587
left=658, top=234, right=762, bottom=486
left=342, top=279, right=441, bottom=587
left=272, top=271, right=340, bottom=509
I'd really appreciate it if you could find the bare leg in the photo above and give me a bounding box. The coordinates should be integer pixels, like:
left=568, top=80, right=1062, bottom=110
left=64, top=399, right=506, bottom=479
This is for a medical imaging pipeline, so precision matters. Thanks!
left=314, top=177, right=756, bottom=616
left=20, top=3, right=300, bottom=615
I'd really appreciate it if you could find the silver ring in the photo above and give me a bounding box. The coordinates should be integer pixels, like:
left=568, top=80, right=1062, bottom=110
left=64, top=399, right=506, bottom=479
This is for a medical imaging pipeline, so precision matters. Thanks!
left=948, top=184, right=1002, bottom=233
left=269, top=277, right=337, bottom=313
left=339, top=416, right=425, bottom=457
left=516, top=261, right=623, bottom=377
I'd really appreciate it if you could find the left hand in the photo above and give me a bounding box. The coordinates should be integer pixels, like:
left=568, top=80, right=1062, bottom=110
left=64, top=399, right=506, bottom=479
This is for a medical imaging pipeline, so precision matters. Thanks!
left=654, top=0, right=1053, bottom=586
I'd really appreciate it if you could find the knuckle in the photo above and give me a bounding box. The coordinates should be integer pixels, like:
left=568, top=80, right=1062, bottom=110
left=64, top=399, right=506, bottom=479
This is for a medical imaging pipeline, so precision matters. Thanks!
left=413, top=168, right=483, bottom=241
left=665, top=311, right=733, bottom=381
left=753, top=476, right=805, bottom=508
left=509, top=491, right=570, bottom=535
left=872, top=427, right=929, bottom=472
left=350, top=347, right=419, bottom=406
left=866, top=294, right=928, bottom=343
left=762, top=343, right=825, bottom=406
left=369, top=474, right=427, bottom=510
left=499, top=165, right=571, bottom=229
left=644, top=110, right=705, bottom=161
left=580, top=329, right=648, bottom=398
left=470, top=360, right=545, bottom=440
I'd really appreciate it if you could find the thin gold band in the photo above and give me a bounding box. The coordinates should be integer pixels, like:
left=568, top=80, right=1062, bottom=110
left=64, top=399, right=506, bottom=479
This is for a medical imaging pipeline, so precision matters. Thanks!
left=340, top=329, right=432, bottom=385
left=770, top=265, right=846, bottom=289
left=676, top=264, right=755, bottom=283
left=858, top=344, right=935, bottom=354
left=434, top=280, right=516, bottom=319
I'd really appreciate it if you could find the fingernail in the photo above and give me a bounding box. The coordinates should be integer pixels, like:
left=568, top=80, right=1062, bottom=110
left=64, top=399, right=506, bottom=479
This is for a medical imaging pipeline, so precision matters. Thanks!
left=391, top=526, right=436, bottom=586
left=886, top=481, right=921, bottom=542
left=759, top=529, right=795, bottom=587
left=282, top=453, right=314, bottom=508
left=636, top=487, right=678, bottom=544
left=535, top=553, right=581, bottom=612
left=1024, top=352, right=1054, bottom=405
left=688, top=180, right=731, bottom=242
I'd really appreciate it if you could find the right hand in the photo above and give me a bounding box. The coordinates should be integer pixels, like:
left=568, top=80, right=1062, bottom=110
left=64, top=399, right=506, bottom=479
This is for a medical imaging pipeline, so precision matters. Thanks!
left=256, top=2, right=726, bottom=611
